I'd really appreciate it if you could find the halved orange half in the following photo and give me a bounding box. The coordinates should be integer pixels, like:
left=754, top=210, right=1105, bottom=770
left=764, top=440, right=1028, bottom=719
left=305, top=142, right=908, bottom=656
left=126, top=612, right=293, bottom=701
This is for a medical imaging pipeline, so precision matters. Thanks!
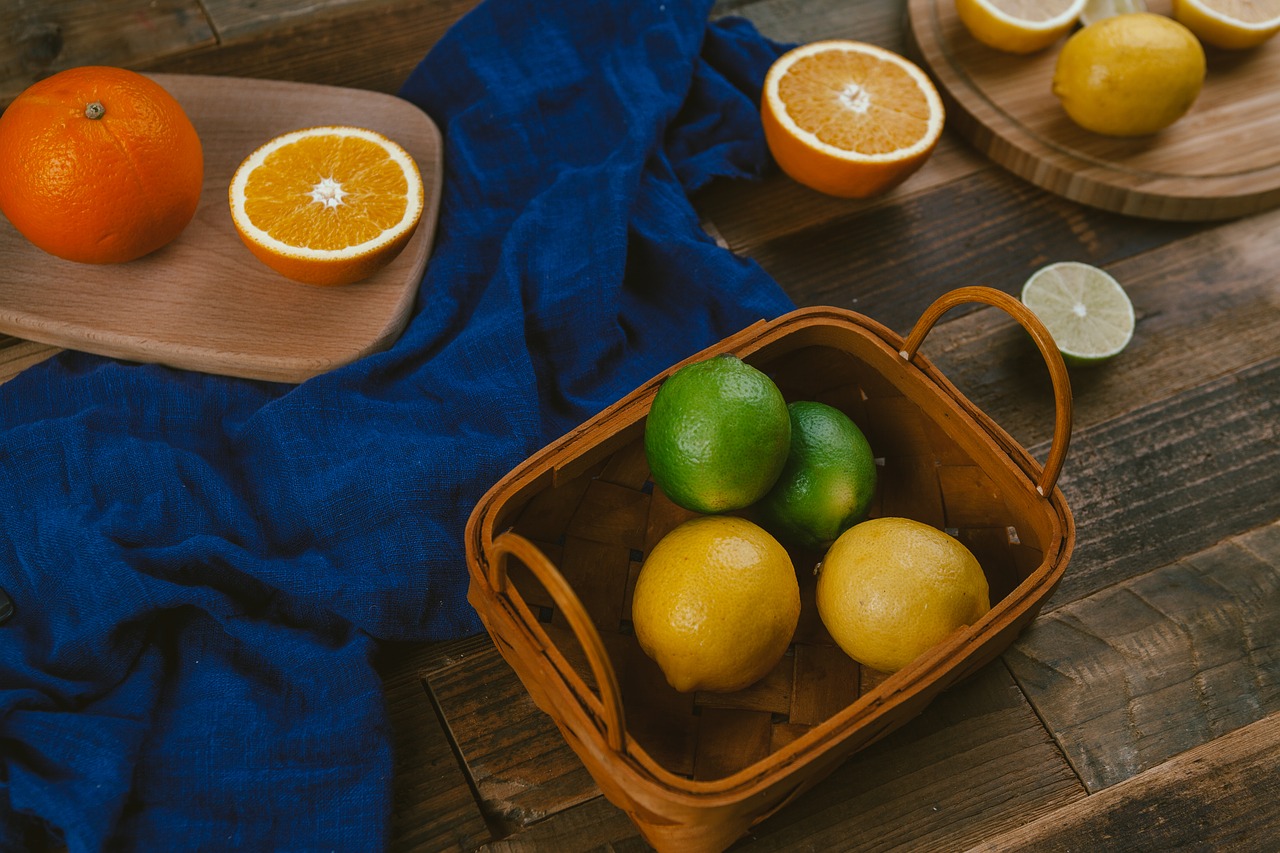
left=761, top=40, right=945, bottom=199
left=229, top=125, right=424, bottom=286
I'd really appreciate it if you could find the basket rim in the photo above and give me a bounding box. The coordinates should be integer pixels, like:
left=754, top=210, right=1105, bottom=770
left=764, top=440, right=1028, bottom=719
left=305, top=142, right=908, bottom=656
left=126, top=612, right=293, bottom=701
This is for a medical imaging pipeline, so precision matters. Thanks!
left=463, top=302, right=1076, bottom=802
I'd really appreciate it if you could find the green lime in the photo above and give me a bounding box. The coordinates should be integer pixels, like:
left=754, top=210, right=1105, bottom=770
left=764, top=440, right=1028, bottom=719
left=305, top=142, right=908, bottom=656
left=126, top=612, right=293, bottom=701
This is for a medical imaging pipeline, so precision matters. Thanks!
left=644, top=354, right=791, bottom=514
left=757, top=401, right=877, bottom=551
left=1021, top=261, right=1135, bottom=366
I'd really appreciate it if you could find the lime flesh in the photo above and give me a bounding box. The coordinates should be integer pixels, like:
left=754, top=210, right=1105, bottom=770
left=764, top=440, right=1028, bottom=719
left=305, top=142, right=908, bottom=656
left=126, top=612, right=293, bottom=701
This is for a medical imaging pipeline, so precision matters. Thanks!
left=1021, top=261, right=1135, bottom=365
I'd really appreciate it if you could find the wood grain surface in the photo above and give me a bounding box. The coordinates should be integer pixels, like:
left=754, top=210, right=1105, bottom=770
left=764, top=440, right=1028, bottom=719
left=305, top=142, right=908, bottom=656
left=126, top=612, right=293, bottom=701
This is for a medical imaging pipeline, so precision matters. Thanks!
left=0, top=73, right=443, bottom=383
left=3, top=0, right=1278, bottom=850
left=905, top=0, right=1280, bottom=220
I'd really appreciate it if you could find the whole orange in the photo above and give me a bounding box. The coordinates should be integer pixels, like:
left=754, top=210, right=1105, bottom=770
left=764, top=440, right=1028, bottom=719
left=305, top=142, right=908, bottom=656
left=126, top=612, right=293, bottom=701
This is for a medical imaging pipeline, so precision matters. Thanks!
left=0, top=66, right=203, bottom=264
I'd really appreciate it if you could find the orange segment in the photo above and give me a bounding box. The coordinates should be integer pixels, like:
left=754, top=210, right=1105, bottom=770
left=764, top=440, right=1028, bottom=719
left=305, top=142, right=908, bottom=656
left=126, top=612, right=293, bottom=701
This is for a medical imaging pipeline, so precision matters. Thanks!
left=762, top=41, right=945, bottom=199
left=229, top=126, right=424, bottom=286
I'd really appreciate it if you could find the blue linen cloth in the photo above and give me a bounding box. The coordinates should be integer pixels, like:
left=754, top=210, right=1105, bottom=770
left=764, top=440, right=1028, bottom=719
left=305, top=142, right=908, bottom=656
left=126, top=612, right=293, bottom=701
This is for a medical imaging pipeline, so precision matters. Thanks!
left=0, top=1, right=793, bottom=849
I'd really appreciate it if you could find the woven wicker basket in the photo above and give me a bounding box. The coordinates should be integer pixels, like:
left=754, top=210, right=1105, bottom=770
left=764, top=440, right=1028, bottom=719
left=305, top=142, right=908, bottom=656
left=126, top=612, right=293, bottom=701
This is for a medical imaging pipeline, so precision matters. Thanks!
left=464, top=286, right=1075, bottom=852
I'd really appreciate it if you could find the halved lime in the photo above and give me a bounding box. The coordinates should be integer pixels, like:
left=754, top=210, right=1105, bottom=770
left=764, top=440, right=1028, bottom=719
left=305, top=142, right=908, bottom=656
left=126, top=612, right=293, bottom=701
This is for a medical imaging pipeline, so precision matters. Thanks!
left=1021, top=261, right=1135, bottom=366
left=1079, top=0, right=1147, bottom=26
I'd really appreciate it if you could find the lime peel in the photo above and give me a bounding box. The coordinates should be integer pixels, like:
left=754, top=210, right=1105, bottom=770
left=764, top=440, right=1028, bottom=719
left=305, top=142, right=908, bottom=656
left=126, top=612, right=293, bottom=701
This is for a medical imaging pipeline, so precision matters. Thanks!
left=1021, top=261, right=1135, bottom=366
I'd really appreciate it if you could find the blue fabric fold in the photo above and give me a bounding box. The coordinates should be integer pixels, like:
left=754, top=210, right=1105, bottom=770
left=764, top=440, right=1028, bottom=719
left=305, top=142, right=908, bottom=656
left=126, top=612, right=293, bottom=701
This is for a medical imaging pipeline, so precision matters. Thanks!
left=0, top=1, right=793, bottom=848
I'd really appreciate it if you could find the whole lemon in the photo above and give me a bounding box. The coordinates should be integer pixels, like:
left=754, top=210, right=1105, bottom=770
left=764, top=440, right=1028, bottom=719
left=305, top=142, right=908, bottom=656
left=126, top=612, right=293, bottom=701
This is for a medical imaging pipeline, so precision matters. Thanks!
left=757, top=401, right=878, bottom=551
left=1052, top=13, right=1205, bottom=137
left=631, top=516, right=800, bottom=693
left=816, top=517, right=991, bottom=673
left=643, top=354, right=790, bottom=514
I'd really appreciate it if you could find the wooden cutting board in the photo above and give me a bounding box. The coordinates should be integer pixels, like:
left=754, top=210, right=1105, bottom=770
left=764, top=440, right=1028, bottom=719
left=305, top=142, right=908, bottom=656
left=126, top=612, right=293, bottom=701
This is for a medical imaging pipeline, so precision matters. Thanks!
left=0, top=74, right=442, bottom=383
left=906, top=0, right=1280, bottom=221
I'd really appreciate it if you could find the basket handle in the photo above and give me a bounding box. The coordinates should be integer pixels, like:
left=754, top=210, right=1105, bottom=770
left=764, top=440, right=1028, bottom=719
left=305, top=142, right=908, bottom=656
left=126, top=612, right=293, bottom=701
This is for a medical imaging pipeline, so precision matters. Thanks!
left=899, top=286, right=1072, bottom=497
left=487, top=530, right=627, bottom=752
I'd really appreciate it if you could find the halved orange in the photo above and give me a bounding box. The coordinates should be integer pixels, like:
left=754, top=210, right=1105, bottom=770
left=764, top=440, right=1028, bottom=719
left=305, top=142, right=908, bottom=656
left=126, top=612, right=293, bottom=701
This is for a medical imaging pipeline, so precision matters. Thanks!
left=229, top=125, right=424, bottom=286
left=761, top=41, right=945, bottom=199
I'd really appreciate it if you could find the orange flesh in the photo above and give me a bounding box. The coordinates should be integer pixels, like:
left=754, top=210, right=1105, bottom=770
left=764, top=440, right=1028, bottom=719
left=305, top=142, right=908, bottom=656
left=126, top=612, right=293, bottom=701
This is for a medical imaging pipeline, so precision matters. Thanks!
left=242, top=135, right=411, bottom=251
left=777, top=52, right=933, bottom=156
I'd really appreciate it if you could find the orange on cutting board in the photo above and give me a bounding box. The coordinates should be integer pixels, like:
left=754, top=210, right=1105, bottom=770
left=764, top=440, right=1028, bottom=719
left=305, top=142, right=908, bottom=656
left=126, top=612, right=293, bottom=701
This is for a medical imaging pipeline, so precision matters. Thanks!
left=761, top=40, right=945, bottom=199
left=228, top=125, right=424, bottom=286
left=0, top=66, right=204, bottom=264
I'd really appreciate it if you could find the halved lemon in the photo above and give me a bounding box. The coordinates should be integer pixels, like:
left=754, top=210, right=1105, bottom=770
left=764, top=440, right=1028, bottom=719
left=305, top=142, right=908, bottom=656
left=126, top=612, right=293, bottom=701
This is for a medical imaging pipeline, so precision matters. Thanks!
left=1021, top=261, right=1135, bottom=365
left=955, top=0, right=1088, bottom=53
left=1171, top=0, right=1280, bottom=49
left=761, top=40, right=945, bottom=199
left=229, top=125, right=424, bottom=286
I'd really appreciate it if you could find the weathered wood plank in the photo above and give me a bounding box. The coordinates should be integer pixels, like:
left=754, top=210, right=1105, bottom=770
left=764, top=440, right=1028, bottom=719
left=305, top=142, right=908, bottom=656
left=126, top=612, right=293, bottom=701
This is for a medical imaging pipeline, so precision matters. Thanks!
left=1003, top=521, right=1280, bottom=793
left=969, top=711, right=1280, bottom=853
left=141, top=0, right=478, bottom=98
left=1, top=1, right=215, bottom=106
left=424, top=635, right=601, bottom=834
left=1045, top=357, right=1278, bottom=608
left=378, top=641, right=493, bottom=852
left=882, top=202, right=1280, bottom=456
left=707, top=164, right=1206, bottom=335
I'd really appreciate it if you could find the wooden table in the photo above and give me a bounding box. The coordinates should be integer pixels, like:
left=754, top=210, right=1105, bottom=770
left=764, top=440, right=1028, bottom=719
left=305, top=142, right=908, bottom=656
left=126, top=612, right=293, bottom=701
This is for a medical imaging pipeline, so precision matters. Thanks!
left=4, top=1, right=1277, bottom=850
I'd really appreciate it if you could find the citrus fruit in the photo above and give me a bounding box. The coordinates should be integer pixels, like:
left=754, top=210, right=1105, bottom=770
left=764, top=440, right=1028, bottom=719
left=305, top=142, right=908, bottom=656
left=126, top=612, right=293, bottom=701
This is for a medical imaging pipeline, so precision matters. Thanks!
left=643, top=354, right=790, bottom=514
left=1172, top=0, right=1280, bottom=49
left=955, top=0, right=1087, bottom=53
left=1080, top=0, right=1148, bottom=26
left=1052, top=14, right=1206, bottom=137
left=0, top=66, right=203, bottom=264
left=631, top=516, right=800, bottom=693
left=757, top=401, right=878, bottom=551
left=761, top=40, right=945, bottom=199
left=816, top=517, right=991, bottom=673
left=228, top=125, right=424, bottom=286
left=1021, top=261, right=1135, bottom=365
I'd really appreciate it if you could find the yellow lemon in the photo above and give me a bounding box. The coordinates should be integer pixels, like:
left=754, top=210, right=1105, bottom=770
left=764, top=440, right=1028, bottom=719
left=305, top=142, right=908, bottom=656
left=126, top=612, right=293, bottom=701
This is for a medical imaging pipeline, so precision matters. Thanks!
left=955, top=0, right=1087, bottom=53
left=1172, top=0, right=1280, bottom=49
left=1052, top=13, right=1206, bottom=137
left=631, top=516, right=800, bottom=693
left=816, top=517, right=991, bottom=673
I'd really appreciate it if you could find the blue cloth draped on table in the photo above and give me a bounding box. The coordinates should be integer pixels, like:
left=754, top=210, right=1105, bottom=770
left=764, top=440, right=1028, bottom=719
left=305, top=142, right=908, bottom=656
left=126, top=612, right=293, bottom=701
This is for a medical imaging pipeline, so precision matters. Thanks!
left=0, top=1, right=793, bottom=848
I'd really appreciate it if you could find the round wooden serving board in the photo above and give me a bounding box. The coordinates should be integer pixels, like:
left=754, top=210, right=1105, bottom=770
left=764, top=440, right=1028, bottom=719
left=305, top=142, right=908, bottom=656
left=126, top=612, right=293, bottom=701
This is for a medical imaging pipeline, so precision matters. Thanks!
left=905, top=0, right=1280, bottom=220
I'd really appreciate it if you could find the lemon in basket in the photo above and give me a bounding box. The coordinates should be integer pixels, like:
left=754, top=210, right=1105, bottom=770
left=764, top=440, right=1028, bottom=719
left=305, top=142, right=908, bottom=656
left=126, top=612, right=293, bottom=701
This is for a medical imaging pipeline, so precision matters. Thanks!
left=1021, top=261, right=1135, bottom=365
left=631, top=516, right=800, bottom=693
left=757, top=401, right=878, bottom=551
left=644, top=354, right=791, bottom=513
left=1052, top=13, right=1205, bottom=137
left=817, top=517, right=990, bottom=673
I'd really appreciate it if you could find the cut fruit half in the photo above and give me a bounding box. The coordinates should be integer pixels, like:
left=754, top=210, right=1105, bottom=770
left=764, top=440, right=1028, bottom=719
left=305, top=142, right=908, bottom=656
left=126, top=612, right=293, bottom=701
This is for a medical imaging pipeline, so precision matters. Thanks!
left=761, top=40, right=945, bottom=199
left=1021, top=262, right=1135, bottom=366
left=229, top=125, right=424, bottom=286
left=1080, top=0, right=1148, bottom=25
left=1171, top=0, right=1280, bottom=49
left=955, top=0, right=1088, bottom=53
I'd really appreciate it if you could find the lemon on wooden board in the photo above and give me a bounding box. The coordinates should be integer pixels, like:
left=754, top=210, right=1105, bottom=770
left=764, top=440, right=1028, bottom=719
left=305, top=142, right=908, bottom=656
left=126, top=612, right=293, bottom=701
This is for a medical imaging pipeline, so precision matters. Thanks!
left=643, top=354, right=791, bottom=514
left=631, top=516, right=801, bottom=694
left=757, top=401, right=878, bottom=551
left=1172, top=0, right=1280, bottom=49
left=816, top=517, right=991, bottom=673
left=955, top=0, right=1087, bottom=53
left=1052, top=13, right=1206, bottom=137
left=1021, top=261, right=1135, bottom=365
